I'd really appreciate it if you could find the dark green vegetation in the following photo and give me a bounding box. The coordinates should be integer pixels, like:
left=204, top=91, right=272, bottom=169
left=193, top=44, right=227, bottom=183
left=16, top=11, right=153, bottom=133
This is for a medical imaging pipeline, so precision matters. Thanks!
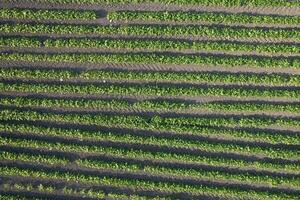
left=0, top=8, right=97, bottom=21
left=0, top=4, right=299, bottom=200
left=108, top=11, right=300, bottom=25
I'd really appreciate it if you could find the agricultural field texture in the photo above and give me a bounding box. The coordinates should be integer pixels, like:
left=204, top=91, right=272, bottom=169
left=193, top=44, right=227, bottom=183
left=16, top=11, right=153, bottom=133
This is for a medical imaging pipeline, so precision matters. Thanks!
left=0, top=0, right=300, bottom=200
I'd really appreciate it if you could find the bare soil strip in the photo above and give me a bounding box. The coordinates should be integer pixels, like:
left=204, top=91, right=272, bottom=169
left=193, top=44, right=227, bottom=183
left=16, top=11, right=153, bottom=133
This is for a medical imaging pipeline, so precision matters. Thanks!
left=3, top=45, right=300, bottom=58
left=2, top=60, right=300, bottom=76
left=4, top=16, right=300, bottom=29
left=2, top=0, right=300, bottom=16
left=1, top=91, right=300, bottom=106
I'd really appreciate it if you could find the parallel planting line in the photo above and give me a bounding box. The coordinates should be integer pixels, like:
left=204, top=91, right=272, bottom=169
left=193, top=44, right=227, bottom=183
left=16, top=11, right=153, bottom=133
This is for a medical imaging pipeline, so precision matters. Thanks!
left=0, top=175, right=228, bottom=200
left=3, top=23, right=300, bottom=42
left=1, top=115, right=299, bottom=168
left=1, top=156, right=300, bottom=196
left=1, top=79, right=300, bottom=100
left=4, top=36, right=300, bottom=56
left=1, top=145, right=299, bottom=188
left=1, top=115, right=298, bottom=160
left=3, top=51, right=300, bottom=69
left=107, top=11, right=300, bottom=26
left=0, top=8, right=97, bottom=21
left=1, top=95, right=300, bottom=116
left=3, top=115, right=300, bottom=148
left=1, top=3, right=300, bottom=200
left=1, top=129, right=299, bottom=174
left=0, top=160, right=299, bottom=200
left=2, top=67, right=300, bottom=86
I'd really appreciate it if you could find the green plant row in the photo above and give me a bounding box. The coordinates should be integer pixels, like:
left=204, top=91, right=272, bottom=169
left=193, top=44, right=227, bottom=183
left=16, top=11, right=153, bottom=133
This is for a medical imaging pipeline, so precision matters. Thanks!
left=0, top=162, right=298, bottom=200
left=44, top=38, right=300, bottom=54
left=1, top=113, right=297, bottom=159
left=1, top=131, right=298, bottom=176
left=0, top=8, right=97, bottom=21
left=0, top=37, right=40, bottom=47
left=3, top=36, right=300, bottom=55
left=2, top=52, right=300, bottom=69
left=2, top=182, right=106, bottom=199
left=0, top=194, right=42, bottom=200
left=1, top=105, right=298, bottom=144
left=1, top=23, right=300, bottom=41
left=1, top=177, right=164, bottom=200
left=1, top=149, right=299, bottom=190
left=1, top=107, right=299, bottom=146
left=1, top=106, right=299, bottom=130
left=1, top=96, right=300, bottom=115
left=2, top=67, right=300, bottom=86
left=30, top=0, right=300, bottom=7
left=1, top=79, right=300, bottom=101
left=107, top=11, right=300, bottom=25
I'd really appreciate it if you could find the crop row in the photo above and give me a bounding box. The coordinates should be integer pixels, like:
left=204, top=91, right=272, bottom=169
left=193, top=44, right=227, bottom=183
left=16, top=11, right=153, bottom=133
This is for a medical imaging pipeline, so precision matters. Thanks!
left=2, top=67, right=300, bottom=86
left=44, top=38, right=300, bottom=54
left=1, top=149, right=299, bottom=190
left=24, top=0, right=300, bottom=7
left=2, top=107, right=298, bottom=144
left=1, top=129, right=299, bottom=177
left=1, top=110, right=299, bottom=155
left=1, top=182, right=104, bottom=199
left=0, top=194, right=41, bottom=200
left=107, top=11, right=300, bottom=25
left=0, top=8, right=97, bottom=21
left=3, top=36, right=300, bottom=55
left=0, top=37, right=40, bottom=47
left=1, top=80, right=300, bottom=100
left=2, top=23, right=300, bottom=41
left=1, top=96, right=300, bottom=114
left=1, top=106, right=300, bottom=130
left=1, top=178, right=164, bottom=200
left=1, top=113, right=297, bottom=160
left=2, top=52, right=300, bottom=69
left=0, top=160, right=298, bottom=200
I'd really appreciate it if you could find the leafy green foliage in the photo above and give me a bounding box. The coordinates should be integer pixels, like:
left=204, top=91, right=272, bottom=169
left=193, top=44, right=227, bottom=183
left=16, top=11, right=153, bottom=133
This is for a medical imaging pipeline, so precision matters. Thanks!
left=1, top=23, right=300, bottom=41
left=0, top=164, right=298, bottom=200
left=2, top=52, right=300, bottom=69
left=1, top=109, right=299, bottom=145
left=0, top=8, right=97, bottom=20
left=1, top=81, right=300, bottom=99
left=2, top=67, right=300, bottom=86
left=1, top=96, right=300, bottom=114
left=108, top=11, right=300, bottom=25
left=2, top=149, right=299, bottom=190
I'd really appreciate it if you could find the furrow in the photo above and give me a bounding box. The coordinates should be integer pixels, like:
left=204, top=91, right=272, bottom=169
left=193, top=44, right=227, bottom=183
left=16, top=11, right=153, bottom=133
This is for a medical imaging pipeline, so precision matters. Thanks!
left=4, top=16, right=300, bottom=29
left=0, top=175, right=229, bottom=200
left=2, top=0, right=300, bottom=16
left=4, top=45, right=300, bottom=58
left=1, top=144, right=299, bottom=179
left=1, top=23, right=300, bottom=43
left=1, top=130, right=298, bottom=166
left=1, top=90, right=300, bottom=104
left=2, top=78, right=300, bottom=103
left=1, top=159, right=300, bottom=196
left=4, top=73, right=300, bottom=88
left=0, top=189, right=99, bottom=200
left=2, top=58, right=300, bottom=75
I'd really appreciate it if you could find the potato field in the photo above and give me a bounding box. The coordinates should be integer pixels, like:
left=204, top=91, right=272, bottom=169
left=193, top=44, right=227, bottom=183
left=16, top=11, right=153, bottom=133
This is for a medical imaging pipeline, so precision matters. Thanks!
left=0, top=0, right=299, bottom=199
